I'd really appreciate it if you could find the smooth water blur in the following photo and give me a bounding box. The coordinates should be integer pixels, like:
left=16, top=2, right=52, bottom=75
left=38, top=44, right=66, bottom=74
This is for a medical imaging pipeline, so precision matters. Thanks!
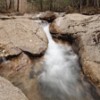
left=38, top=22, right=93, bottom=100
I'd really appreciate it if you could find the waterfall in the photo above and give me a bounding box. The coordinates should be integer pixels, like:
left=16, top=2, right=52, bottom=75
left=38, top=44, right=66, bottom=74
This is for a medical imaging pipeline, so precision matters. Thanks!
left=38, top=22, right=93, bottom=100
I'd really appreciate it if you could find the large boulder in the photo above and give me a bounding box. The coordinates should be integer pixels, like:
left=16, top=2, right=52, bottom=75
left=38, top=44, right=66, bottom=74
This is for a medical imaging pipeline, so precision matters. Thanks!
left=0, top=76, right=28, bottom=100
left=0, top=17, right=48, bottom=57
left=6, top=0, right=27, bottom=13
left=0, top=16, right=47, bottom=100
left=50, top=14, right=100, bottom=88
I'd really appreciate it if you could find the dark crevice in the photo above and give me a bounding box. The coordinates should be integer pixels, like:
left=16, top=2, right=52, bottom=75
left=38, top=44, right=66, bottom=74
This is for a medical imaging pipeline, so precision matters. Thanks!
left=0, top=50, right=45, bottom=63
left=0, top=17, right=16, bottom=20
left=6, top=53, right=22, bottom=60
left=51, top=33, right=75, bottom=44
left=23, top=51, right=45, bottom=59
left=0, top=53, right=22, bottom=63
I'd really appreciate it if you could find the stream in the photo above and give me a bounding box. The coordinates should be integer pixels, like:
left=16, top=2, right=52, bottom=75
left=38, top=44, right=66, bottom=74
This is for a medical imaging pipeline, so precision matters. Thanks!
left=38, top=22, right=100, bottom=100
left=0, top=17, right=100, bottom=100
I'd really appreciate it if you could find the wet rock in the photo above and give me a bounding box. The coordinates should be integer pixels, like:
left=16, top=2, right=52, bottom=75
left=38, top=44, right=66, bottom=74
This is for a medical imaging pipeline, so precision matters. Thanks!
left=0, top=52, right=43, bottom=100
left=50, top=14, right=100, bottom=87
left=0, top=16, right=47, bottom=100
left=39, top=11, right=57, bottom=22
left=0, top=76, right=28, bottom=100
left=0, top=18, right=48, bottom=57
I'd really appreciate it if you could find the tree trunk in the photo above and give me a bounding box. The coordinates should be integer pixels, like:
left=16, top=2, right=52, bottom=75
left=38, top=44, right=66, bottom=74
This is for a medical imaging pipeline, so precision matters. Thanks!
left=10, top=0, right=14, bottom=10
left=13, top=0, right=18, bottom=11
left=5, top=0, right=27, bottom=13
left=17, top=0, right=19, bottom=11
left=96, top=0, right=99, bottom=8
left=86, top=0, right=89, bottom=6
left=40, top=0, right=43, bottom=11
left=79, top=0, right=83, bottom=12
left=18, top=0, right=27, bottom=13
left=6, top=0, right=10, bottom=9
left=50, top=0, right=53, bottom=10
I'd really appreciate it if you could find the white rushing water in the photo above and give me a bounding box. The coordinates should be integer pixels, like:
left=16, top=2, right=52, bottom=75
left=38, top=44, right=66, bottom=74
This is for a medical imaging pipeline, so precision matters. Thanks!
left=38, top=22, right=93, bottom=100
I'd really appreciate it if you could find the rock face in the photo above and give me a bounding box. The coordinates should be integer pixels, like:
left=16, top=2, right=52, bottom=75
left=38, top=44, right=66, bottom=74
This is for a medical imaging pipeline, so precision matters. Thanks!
left=0, top=17, right=48, bottom=100
left=0, top=76, right=28, bottom=100
left=50, top=14, right=100, bottom=87
left=0, top=52, right=43, bottom=100
left=0, top=18, right=48, bottom=57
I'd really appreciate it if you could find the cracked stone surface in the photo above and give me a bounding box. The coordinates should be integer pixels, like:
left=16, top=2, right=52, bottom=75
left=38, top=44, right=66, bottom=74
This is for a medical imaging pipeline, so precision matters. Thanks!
left=0, top=18, right=48, bottom=57
left=0, top=16, right=47, bottom=100
left=50, top=14, right=100, bottom=87
left=0, top=76, right=28, bottom=100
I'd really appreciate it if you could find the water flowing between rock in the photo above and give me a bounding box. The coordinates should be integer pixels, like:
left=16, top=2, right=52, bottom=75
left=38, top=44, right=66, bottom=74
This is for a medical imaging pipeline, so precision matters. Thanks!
left=37, top=22, right=100, bottom=100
